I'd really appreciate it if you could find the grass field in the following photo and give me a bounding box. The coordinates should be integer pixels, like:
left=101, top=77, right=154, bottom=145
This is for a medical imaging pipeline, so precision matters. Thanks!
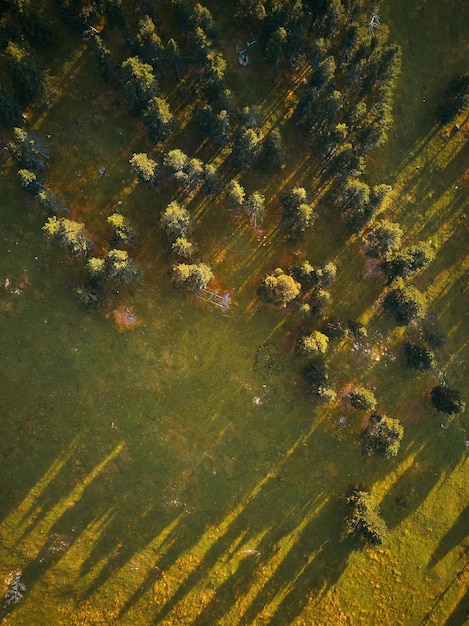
left=0, top=1, right=467, bottom=624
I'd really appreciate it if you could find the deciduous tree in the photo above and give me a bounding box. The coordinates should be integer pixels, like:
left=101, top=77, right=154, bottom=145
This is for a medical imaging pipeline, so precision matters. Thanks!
left=362, top=414, right=404, bottom=458
left=431, top=386, right=466, bottom=415
left=258, top=268, right=301, bottom=307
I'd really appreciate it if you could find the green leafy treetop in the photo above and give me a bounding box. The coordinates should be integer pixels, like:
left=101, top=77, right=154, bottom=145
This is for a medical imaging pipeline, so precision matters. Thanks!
left=349, top=385, right=377, bottom=411
left=143, top=96, right=174, bottom=142
left=171, top=262, right=214, bottom=291
left=362, top=414, right=404, bottom=458
left=431, top=386, right=466, bottom=415
left=107, top=213, right=136, bottom=246
left=226, top=179, right=245, bottom=211
left=172, top=237, right=196, bottom=259
left=87, top=250, right=141, bottom=284
left=382, top=242, right=435, bottom=283
left=298, top=331, right=329, bottom=357
left=258, top=268, right=301, bottom=307
left=404, top=342, right=435, bottom=371
left=121, top=56, right=159, bottom=115
left=129, top=153, right=159, bottom=188
left=363, top=220, right=403, bottom=259
left=160, top=201, right=192, bottom=241
left=345, top=488, right=388, bottom=546
left=281, top=186, right=316, bottom=238
left=382, top=278, right=427, bottom=326
left=43, top=217, right=93, bottom=257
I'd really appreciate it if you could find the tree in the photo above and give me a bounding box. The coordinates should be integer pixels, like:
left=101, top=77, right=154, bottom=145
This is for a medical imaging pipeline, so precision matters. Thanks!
left=9, top=0, right=52, bottom=46
left=172, top=0, right=191, bottom=41
left=129, top=152, right=159, bottom=188
left=43, top=217, right=94, bottom=257
left=382, top=279, right=427, bottom=325
left=437, top=73, right=469, bottom=123
left=190, top=3, right=218, bottom=39
left=17, top=168, right=40, bottom=193
left=226, top=179, right=245, bottom=210
left=121, top=56, right=159, bottom=115
left=105, top=249, right=141, bottom=283
left=211, top=109, right=231, bottom=146
left=94, top=36, right=116, bottom=82
left=171, top=262, right=214, bottom=290
left=338, top=178, right=370, bottom=233
left=246, top=191, right=265, bottom=227
left=136, top=16, right=165, bottom=69
left=363, top=220, right=403, bottom=259
left=404, top=342, right=435, bottom=371
left=0, top=88, right=22, bottom=127
left=382, top=241, right=434, bottom=283
left=315, top=385, right=337, bottom=405
left=166, top=38, right=182, bottom=81
left=262, top=128, right=286, bottom=169
left=258, top=268, right=301, bottom=307
left=191, top=26, right=211, bottom=69
left=203, top=163, right=219, bottom=195
left=362, top=414, right=404, bottom=458
left=235, top=0, right=266, bottom=20
left=298, top=331, right=329, bottom=357
left=309, top=55, right=336, bottom=91
left=431, top=386, right=466, bottom=415
left=231, top=127, right=261, bottom=170
left=203, top=51, right=227, bottom=101
left=9, top=127, right=49, bottom=172
left=143, top=96, right=173, bottom=141
left=37, top=188, right=67, bottom=215
left=164, top=148, right=188, bottom=175
left=160, top=201, right=192, bottom=240
left=309, top=288, right=331, bottom=317
left=172, top=236, right=196, bottom=258
left=265, top=26, right=287, bottom=73
left=345, top=488, right=388, bottom=545
left=349, top=385, right=377, bottom=411
left=107, top=213, right=136, bottom=246
left=281, top=186, right=315, bottom=238
left=4, top=41, right=45, bottom=106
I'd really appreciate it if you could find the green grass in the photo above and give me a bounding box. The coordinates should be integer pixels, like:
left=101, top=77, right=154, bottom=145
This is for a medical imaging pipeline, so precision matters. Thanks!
left=0, top=1, right=468, bottom=624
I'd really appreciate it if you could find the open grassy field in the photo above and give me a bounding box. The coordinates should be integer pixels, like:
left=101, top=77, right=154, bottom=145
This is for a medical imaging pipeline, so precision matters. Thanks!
left=0, top=1, right=467, bottom=624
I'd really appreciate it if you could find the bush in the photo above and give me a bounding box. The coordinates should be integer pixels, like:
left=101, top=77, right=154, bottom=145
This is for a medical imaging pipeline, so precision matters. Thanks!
left=253, top=344, right=285, bottom=377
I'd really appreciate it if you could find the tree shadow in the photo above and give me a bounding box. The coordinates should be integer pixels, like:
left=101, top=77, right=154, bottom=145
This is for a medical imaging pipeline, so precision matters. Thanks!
left=443, top=588, right=469, bottom=626
left=380, top=430, right=466, bottom=530
left=428, top=504, right=469, bottom=567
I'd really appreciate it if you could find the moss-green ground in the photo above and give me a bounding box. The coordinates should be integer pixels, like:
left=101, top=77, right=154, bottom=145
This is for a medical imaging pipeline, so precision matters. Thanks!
left=0, top=1, right=467, bottom=624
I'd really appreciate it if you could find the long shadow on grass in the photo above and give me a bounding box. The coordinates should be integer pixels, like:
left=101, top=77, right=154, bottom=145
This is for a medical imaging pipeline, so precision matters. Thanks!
left=443, top=588, right=469, bottom=626
left=141, top=423, right=359, bottom=625
left=428, top=504, right=469, bottom=568
left=380, top=430, right=465, bottom=530
left=191, top=496, right=351, bottom=626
